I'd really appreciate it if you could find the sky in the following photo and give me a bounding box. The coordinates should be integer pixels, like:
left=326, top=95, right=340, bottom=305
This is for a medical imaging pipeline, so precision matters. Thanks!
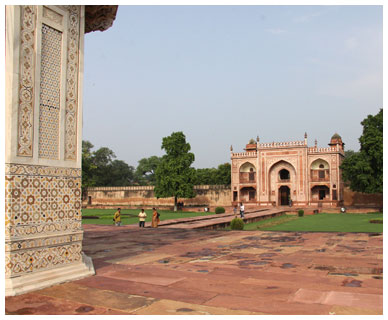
left=82, top=5, right=383, bottom=169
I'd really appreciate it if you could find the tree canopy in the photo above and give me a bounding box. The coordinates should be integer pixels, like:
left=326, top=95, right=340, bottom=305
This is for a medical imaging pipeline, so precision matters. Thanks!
left=340, top=109, right=383, bottom=193
left=195, top=163, right=231, bottom=185
left=135, top=156, right=162, bottom=185
left=82, top=138, right=231, bottom=191
left=81, top=141, right=135, bottom=189
left=154, top=132, right=196, bottom=211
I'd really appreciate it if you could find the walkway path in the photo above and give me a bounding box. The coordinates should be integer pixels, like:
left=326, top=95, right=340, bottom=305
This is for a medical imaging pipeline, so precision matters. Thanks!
left=151, top=208, right=285, bottom=229
left=5, top=225, right=383, bottom=315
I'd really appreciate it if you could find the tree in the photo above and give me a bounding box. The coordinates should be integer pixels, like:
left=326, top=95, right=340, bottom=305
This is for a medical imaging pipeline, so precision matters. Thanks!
left=135, top=156, right=162, bottom=185
left=82, top=140, right=97, bottom=195
left=108, top=160, right=135, bottom=186
left=195, top=163, right=231, bottom=185
left=340, top=109, right=383, bottom=193
left=82, top=141, right=136, bottom=187
left=92, top=147, right=117, bottom=186
left=154, top=132, right=196, bottom=211
left=215, top=163, right=231, bottom=185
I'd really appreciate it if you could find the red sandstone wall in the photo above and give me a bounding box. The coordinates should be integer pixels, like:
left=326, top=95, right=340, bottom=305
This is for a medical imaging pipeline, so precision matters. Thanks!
left=83, top=185, right=232, bottom=209
left=343, top=187, right=383, bottom=208
left=83, top=185, right=382, bottom=209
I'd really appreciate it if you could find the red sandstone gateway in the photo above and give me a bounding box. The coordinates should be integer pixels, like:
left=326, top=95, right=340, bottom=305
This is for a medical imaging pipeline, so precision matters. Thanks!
left=230, top=133, right=345, bottom=208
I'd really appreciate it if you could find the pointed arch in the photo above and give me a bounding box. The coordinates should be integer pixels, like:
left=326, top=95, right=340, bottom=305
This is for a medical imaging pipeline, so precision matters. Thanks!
left=239, top=161, right=256, bottom=172
left=310, top=158, right=330, bottom=170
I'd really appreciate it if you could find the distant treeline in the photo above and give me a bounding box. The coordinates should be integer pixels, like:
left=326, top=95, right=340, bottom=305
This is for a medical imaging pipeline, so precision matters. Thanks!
left=82, top=140, right=230, bottom=188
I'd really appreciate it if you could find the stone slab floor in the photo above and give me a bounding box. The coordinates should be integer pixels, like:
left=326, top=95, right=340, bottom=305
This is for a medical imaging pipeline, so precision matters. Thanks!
left=6, top=225, right=383, bottom=315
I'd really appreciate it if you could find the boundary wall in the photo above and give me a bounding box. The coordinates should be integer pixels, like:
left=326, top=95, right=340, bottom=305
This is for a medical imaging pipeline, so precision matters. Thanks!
left=83, top=185, right=382, bottom=211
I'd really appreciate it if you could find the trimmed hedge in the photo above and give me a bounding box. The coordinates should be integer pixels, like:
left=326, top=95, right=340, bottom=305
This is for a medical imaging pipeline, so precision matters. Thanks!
left=230, top=217, right=244, bottom=230
left=215, top=207, right=225, bottom=214
left=298, top=210, right=304, bottom=217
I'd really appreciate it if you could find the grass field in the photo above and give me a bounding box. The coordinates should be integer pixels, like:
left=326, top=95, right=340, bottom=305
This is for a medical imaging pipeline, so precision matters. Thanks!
left=81, top=208, right=215, bottom=225
left=242, top=212, right=383, bottom=233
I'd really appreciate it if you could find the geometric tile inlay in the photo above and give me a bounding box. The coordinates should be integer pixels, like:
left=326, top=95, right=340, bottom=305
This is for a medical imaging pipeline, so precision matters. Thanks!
left=39, top=24, right=62, bottom=159
left=5, top=172, right=81, bottom=227
left=5, top=163, right=83, bottom=276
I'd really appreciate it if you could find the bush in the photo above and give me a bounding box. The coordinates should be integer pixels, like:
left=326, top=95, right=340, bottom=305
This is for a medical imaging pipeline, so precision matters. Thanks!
left=370, top=219, right=383, bottom=224
left=230, top=217, right=244, bottom=230
left=215, top=207, right=225, bottom=214
left=298, top=210, right=304, bottom=217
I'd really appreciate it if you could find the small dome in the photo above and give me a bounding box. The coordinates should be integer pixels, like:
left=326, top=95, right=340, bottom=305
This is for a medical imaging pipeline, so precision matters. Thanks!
left=331, top=133, right=342, bottom=140
left=248, top=138, right=257, bottom=145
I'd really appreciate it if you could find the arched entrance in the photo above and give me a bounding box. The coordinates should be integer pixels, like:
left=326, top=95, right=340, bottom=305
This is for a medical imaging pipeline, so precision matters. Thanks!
left=279, top=186, right=290, bottom=205
left=311, top=185, right=330, bottom=201
left=240, top=186, right=256, bottom=202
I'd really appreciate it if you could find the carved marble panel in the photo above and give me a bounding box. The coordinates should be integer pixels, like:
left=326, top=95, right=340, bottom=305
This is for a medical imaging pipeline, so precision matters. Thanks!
left=17, top=6, right=36, bottom=157
left=38, top=24, right=62, bottom=159
left=64, top=6, right=80, bottom=161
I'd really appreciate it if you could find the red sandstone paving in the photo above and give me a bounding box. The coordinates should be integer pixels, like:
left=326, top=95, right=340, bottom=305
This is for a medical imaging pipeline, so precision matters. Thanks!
left=6, top=225, right=383, bottom=315
left=75, top=275, right=218, bottom=305
left=5, top=292, right=128, bottom=315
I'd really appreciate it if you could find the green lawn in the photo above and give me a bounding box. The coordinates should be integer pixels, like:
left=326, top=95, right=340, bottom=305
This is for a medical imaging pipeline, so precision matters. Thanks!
left=242, top=213, right=383, bottom=233
left=81, top=208, right=215, bottom=225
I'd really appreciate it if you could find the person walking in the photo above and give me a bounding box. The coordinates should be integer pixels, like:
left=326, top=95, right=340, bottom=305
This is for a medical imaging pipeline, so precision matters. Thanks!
left=138, top=208, right=147, bottom=228
left=239, top=202, right=245, bottom=218
left=233, top=205, right=237, bottom=217
left=113, top=208, right=122, bottom=226
left=151, top=207, right=160, bottom=228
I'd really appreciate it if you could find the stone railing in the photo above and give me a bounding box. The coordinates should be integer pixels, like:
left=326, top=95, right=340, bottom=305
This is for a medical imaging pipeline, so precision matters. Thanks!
left=86, top=185, right=230, bottom=191
left=308, top=147, right=343, bottom=154
left=258, top=140, right=306, bottom=149
left=231, top=152, right=257, bottom=158
left=87, top=185, right=155, bottom=191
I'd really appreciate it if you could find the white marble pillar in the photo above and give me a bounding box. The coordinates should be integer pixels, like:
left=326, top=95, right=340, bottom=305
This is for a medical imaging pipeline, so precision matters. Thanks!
left=5, top=5, right=116, bottom=296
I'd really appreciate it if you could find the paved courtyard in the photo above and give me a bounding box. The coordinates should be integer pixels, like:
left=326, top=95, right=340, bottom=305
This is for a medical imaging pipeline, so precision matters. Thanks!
left=6, top=225, right=383, bottom=315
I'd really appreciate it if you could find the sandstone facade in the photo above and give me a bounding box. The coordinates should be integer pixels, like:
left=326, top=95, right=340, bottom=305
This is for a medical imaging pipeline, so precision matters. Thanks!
left=231, top=134, right=345, bottom=208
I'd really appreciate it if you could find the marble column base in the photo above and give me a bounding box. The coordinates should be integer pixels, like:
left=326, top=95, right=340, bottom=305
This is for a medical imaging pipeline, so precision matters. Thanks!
left=5, top=252, right=95, bottom=296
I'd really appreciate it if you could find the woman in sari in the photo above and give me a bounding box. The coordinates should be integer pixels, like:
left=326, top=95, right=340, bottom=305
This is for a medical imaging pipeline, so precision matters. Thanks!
left=151, top=207, right=160, bottom=228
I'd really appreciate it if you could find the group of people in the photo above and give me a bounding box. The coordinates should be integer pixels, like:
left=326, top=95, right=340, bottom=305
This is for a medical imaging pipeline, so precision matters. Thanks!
left=113, top=207, right=161, bottom=228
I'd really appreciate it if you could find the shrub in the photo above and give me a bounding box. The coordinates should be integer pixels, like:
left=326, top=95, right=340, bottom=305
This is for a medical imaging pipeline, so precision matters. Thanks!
left=230, top=217, right=244, bottom=230
left=370, top=219, right=383, bottom=224
left=298, top=210, right=304, bottom=217
left=215, top=207, right=225, bottom=214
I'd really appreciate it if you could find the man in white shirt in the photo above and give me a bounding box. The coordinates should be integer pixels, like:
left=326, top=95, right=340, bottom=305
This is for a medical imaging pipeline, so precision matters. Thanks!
left=240, top=202, right=245, bottom=218
left=138, top=209, right=147, bottom=228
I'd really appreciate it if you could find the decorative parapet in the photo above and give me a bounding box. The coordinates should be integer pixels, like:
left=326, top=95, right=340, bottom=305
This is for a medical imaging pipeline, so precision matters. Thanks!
left=258, top=140, right=306, bottom=149
left=308, top=146, right=344, bottom=154
left=231, top=152, right=257, bottom=158
left=87, top=186, right=154, bottom=191
left=86, top=185, right=230, bottom=192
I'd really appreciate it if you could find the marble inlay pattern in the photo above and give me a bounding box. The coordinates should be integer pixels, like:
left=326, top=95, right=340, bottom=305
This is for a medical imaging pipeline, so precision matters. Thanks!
left=5, top=170, right=81, bottom=227
left=5, top=163, right=83, bottom=276
left=38, top=24, right=62, bottom=159
left=64, top=6, right=80, bottom=161
left=17, top=5, right=36, bottom=157
left=5, top=242, right=82, bottom=277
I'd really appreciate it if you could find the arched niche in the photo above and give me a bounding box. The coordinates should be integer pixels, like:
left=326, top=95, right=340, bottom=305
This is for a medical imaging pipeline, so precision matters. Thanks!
left=311, top=159, right=329, bottom=170
left=311, top=185, right=330, bottom=201
left=239, top=162, right=256, bottom=183
left=239, top=162, right=256, bottom=172
left=310, top=159, right=330, bottom=181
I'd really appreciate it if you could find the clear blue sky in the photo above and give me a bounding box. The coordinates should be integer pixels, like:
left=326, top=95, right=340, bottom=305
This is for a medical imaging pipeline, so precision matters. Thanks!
left=83, top=5, right=382, bottom=169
